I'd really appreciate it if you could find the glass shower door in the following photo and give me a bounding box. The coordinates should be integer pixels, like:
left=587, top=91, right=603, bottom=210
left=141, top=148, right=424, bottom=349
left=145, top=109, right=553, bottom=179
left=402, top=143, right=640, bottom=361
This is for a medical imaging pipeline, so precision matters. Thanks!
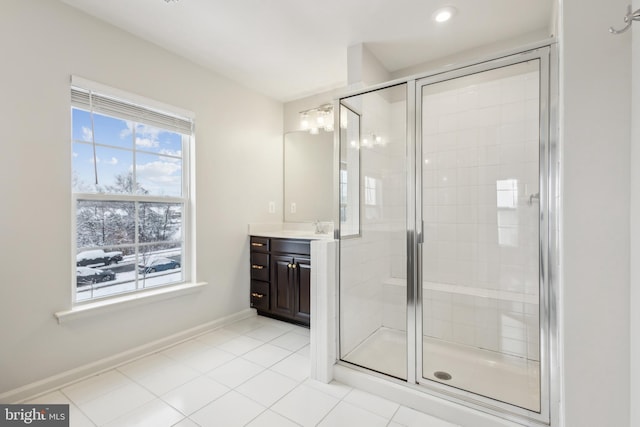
left=339, top=83, right=408, bottom=379
left=419, top=60, right=543, bottom=412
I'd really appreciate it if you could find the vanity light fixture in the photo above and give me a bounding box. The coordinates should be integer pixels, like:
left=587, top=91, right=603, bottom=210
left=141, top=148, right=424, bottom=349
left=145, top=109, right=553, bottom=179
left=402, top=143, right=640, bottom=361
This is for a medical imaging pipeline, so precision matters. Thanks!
left=299, top=104, right=334, bottom=134
left=359, top=133, right=385, bottom=149
left=432, top=6, right=457, bottom=23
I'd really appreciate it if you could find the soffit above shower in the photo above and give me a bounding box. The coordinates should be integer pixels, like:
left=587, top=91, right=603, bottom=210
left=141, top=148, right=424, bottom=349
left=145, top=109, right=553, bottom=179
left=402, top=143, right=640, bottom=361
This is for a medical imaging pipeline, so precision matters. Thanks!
left=59, top=0, right=554, bottom=102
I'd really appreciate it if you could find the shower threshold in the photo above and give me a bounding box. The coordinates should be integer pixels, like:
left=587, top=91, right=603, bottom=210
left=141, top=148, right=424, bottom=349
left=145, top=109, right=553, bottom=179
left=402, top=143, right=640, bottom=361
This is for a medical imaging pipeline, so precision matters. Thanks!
left=343, top=327, right=540, bottom=412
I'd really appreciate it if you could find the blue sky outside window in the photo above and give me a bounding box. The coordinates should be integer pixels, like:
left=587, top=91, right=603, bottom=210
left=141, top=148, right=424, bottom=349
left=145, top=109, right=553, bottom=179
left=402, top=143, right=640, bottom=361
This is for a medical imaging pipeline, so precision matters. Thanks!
left=71, top=107, right=183, bottom=196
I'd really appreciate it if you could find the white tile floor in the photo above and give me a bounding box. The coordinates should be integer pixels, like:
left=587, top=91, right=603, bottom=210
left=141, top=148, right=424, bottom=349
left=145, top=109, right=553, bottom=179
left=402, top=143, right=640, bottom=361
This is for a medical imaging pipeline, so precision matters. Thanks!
left=25, top=315, right=459, bottom=427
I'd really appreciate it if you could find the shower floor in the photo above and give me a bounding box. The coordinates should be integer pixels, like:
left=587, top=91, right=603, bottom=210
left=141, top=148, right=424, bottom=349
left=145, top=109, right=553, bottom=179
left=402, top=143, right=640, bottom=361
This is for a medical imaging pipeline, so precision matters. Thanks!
left=343, top=327, right=540, bottom=412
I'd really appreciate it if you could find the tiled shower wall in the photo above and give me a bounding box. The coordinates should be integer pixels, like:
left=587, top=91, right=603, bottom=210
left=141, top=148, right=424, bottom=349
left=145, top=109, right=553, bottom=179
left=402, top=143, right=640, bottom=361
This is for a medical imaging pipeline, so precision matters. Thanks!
left=381, top=65, right=541, bottom=361
left=421, top=65, right=540, bottom=361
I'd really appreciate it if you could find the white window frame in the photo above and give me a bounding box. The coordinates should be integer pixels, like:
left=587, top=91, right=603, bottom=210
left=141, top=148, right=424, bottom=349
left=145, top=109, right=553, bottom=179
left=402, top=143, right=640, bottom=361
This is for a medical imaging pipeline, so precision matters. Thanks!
left=70, top=76, right=196, bottom=305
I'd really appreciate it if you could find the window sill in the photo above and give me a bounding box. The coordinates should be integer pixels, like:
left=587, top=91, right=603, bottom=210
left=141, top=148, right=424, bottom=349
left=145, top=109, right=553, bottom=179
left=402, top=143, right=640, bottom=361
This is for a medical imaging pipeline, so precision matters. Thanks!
left=54, top=282, right=207, bottom=324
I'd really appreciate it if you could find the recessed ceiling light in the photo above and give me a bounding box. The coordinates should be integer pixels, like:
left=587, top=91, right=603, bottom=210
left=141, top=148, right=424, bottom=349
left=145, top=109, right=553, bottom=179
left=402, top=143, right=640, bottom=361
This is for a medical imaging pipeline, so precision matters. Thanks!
left=433, top=6, right=457, bottom=23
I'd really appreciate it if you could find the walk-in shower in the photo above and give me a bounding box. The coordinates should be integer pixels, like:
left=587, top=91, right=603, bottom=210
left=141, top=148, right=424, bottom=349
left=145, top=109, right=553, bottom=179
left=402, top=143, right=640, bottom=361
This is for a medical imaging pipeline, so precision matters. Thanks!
left=337, top=46, right=556, bottom=424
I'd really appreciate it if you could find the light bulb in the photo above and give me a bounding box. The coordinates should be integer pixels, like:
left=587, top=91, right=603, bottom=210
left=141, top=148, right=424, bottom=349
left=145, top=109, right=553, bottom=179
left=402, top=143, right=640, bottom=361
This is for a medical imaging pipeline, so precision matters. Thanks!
left=324, top=109, right=334, bottom=132
left=300, top=113, right=309, bottom=130
left=433, top=6, right=456, bottom=23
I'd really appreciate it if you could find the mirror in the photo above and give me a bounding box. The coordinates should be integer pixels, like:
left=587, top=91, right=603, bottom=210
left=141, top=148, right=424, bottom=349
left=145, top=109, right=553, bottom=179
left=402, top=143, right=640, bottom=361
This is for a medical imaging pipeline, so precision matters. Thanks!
left=339, top=105, right=361, bottom=237
left=283, top=131, right=333, bottom=222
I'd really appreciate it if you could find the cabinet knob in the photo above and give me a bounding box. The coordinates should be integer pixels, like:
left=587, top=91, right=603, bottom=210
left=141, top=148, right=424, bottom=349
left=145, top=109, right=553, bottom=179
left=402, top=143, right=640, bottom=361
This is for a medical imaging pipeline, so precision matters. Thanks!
left=251, top=292, right=264, bottom=299
left=291, top=264, right=297, bottom=269
left=251, top=264, right=264, bottom=270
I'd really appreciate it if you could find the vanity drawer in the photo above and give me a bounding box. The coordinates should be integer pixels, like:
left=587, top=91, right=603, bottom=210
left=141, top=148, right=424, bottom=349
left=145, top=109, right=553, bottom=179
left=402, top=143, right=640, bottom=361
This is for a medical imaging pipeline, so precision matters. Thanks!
left=250, top=252, right=269, bottom=281
left=271, top=239, right=310, bottom=256
left=250, top=280, right=269, bottom=311
left=250, top=236, right=269, bottom=252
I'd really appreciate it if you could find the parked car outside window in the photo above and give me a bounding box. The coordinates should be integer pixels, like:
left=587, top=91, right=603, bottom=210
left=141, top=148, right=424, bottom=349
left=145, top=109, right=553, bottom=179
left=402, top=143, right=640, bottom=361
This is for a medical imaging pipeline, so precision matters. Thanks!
left=76, top=249, right=123, bottom=267
left=76, top=266, right=116, bottom=286
left=139, top=257, right=181, bottom=274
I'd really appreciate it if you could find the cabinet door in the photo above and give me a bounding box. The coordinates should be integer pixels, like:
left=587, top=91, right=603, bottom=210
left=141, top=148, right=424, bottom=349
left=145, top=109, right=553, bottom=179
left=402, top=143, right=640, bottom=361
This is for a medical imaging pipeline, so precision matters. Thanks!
left=271, top=255, right=294, bottom=318
left=294, top=257, right=311, bottom=324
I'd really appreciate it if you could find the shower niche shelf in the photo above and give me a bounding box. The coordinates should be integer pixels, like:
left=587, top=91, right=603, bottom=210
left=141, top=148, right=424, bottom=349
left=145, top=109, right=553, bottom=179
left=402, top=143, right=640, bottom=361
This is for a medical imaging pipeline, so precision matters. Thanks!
left=249, top=236, right=311, bottom=327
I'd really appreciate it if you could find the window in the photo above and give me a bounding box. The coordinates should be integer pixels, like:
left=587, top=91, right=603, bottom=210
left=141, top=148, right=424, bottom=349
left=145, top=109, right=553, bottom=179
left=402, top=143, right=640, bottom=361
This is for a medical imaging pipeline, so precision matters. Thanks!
left=496, top=179, right=519, bottom=247
left=496, top=179, right=519, bottom=209
left=339, top=167, right=348, bottom=222
left=363, top=176, right=378, bottom=206
left=71, top=77, right=194, bottom=302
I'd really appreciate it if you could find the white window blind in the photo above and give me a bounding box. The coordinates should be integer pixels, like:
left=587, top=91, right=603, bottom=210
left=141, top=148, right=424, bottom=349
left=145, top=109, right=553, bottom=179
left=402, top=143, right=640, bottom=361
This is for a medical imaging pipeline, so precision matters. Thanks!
left=70, top=87, right=193, bottom=135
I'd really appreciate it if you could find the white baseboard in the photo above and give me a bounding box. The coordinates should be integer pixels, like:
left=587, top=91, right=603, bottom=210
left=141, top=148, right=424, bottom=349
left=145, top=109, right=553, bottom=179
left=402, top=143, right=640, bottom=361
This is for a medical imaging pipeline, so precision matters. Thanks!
left=0, top=308, right=256, bottom=404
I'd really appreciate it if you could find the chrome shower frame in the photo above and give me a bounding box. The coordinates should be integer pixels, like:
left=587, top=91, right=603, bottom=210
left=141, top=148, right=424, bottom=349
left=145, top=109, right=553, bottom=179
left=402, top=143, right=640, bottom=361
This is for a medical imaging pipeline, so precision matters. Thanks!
left=335, top=41, right=559, bottom=426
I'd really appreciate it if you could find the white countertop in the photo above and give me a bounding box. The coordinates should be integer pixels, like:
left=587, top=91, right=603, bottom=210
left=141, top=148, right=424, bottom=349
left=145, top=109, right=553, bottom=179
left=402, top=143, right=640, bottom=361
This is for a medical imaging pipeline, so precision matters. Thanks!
left=248, top=223, right=335, bottom=240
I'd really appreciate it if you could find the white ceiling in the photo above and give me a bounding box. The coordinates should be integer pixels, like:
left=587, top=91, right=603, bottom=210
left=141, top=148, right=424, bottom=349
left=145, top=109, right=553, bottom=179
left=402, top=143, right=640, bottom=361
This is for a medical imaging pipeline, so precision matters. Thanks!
left=60, top=0, right=553, bottom=102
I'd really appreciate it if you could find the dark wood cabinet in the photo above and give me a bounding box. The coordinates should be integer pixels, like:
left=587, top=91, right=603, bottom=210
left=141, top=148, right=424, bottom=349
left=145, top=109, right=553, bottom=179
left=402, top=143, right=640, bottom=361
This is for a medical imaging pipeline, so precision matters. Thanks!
left=294, top=257, right=311, bottom=324
left=249, top=236, right=310, bottom=327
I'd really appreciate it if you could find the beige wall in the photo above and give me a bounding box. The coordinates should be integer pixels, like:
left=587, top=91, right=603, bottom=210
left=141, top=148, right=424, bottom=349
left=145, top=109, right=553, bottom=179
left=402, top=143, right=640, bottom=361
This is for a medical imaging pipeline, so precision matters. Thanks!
left=561, top=0, right=631, bottom=426
left=631, top=0, right=640, bottom=425
left=0, top=0, right=283, bottom=394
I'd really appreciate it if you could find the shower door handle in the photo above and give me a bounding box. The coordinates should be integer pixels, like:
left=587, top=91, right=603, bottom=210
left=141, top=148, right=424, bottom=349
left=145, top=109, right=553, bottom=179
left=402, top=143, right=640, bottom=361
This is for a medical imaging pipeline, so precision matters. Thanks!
left=528, top=193, right=540, bottom=206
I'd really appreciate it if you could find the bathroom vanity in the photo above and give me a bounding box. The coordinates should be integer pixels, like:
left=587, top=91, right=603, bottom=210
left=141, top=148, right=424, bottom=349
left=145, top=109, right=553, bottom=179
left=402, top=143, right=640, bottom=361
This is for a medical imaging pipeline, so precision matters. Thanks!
left=249, top=235, right=312, bottom=326
left=248, top=223, right=338, bottom=383
left=247, top=131, right=334, bottom=327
